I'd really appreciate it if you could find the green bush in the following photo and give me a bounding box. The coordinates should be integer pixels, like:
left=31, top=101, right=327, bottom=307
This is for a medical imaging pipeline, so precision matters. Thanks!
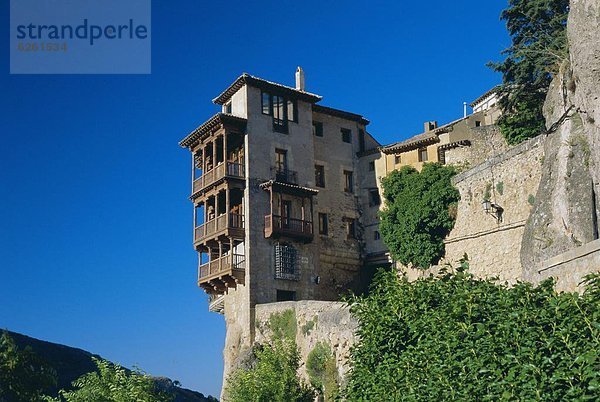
left=225, top=339, right=314, bottom=402
left=0, top=331, right=57, bottom=402
left=379, top=163, right=459, bottom=269
left=344, top=264, right=600, bottom=401
left=269, top=310, right=297, bottom=341
left=306, top=342, right=338, bottom=401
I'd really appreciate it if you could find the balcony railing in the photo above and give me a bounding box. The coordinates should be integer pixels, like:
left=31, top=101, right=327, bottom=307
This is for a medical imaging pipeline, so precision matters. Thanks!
left=194, top=212, right=244, bottom=244
left=198, top=253, right=246, bottom=282
left=264, top=214, right=313, bottom=240
left=192, top=161, right=245, bottom=194
left=272, top=167, right=298, bottom=185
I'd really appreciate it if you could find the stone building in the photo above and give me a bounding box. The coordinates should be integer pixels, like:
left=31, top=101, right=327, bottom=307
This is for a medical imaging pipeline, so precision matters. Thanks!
left=375, top=87, right=502, bottom=178
left=178, top=68, right=387, bottom=383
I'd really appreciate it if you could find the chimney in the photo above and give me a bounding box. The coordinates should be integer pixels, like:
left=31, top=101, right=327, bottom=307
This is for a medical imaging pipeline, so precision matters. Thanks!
left=295, top=66, right=305, bottom=91
left=424, top=121, right=438, bottom=132
left=463, top=102, right=468, bottom=118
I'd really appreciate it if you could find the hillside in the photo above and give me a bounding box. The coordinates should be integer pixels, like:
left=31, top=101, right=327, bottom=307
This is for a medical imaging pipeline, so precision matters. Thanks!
left=5, top=330, right=218, bottom=402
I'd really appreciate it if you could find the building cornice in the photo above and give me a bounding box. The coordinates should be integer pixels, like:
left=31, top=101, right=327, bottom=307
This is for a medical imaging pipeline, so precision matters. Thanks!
left=259, top=180, right=319, bottom=196
left=213, top=73, right=322, bottom=105
left=179, top=113, right=247, bottom=149
left=312, top=104, right=370, bottom=126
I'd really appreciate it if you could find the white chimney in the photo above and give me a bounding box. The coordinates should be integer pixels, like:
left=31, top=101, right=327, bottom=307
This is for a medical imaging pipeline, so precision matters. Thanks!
left=295, top=66, right=305, bottom=91
left=463, top=102, right=468, bottom=118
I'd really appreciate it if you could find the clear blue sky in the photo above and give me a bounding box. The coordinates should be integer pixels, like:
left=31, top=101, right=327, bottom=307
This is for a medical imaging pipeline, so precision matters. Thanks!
left=0, top=0, right=509, bottom=397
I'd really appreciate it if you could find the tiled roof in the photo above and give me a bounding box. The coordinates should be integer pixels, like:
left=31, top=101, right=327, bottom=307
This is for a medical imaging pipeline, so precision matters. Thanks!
left=470, top=85, right=501, bottom=108
left=179, top=113, right=247, bottom=149
left=381, top=132, right=439, bottom=154
left=259, top=180, right=319, bottom=196
left=312, top=104, right=370, bottom=126
left=213, top=73, right=322, bottom=105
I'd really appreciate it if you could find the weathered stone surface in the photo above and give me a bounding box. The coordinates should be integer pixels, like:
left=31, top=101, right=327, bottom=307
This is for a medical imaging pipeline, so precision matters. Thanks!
left=520, top=0, right=600, bottom=279
left=254, top=301, right=357, bottom=387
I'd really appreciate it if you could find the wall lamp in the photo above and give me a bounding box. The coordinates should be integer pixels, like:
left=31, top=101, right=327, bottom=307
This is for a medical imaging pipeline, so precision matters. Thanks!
left=482, top=200, right=504, bottom=223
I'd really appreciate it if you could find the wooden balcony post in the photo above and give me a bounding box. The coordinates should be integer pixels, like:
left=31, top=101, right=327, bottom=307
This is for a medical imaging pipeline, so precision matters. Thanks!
left=218, top=241, right=223, bottom=272
left=223, top=131, right=228, bottom=167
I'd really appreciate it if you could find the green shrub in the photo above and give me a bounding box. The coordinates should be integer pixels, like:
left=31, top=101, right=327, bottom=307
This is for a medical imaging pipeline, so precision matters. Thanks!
left=306, top=342, right=338, bottom=401
left=301, top=318, right=316, bottom=336
left=46, top=358, right=172, bottom=402
left=225, top=339, right=314, bottom=402
left=268, top=310, right=297, bottom=341
left=344, top=263, right=600, bottom=401
left=0, top=331, right=57, bottom=402
left=379, top=163, right=460, bottom=268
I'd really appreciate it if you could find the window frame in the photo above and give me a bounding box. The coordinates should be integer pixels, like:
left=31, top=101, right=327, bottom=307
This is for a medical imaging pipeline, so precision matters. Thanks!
left=418, top=148, right=428, bottom=162
left=313, top=121, right=324, bottom=137
left=343, top=170, right=354, bottom=193
left=341, top=128, right=352, bottom=143
left=318, top=212, right=328, bottom=236
left=315, top=164, right=325, bottom=188
left=345, top=218, right=357, bottom=240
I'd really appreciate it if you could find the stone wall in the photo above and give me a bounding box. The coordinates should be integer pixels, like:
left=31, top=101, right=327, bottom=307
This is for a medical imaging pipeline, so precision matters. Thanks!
left=538, top=238, right=600, bottom=293
left=254, top=301, right=357, bottom=386
left=443, top=135, right=545, bottom=283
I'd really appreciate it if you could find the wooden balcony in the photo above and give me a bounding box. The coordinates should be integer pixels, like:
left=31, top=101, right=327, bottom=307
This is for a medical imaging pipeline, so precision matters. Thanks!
left=194, top=213, right=244, bottom=246
left=192, top=161, right=244, bottom=197
left=273, top=168, right=298, bottom=185
left=198, top=253, right=245, bottom=294
left=264, top=214, right=313, bottom=242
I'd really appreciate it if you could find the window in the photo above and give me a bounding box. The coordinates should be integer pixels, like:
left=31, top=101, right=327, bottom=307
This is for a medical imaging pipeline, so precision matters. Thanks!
left=275, top=149, right=288, bottom=172
left=341, top=128, right=351, bottom=143
left=224, top=101, right=232, bottom=114
left=395, top=154, right=401, bottom=164
left=318, top=213, right=328, bottom=236
left=369, top=161, right=375, bottom=171
left=313, top=121, right=323, bottom=137
left=344, top=218, right=356, bottom=239
left=274, top=243, right=299, bottom=280
left=374, top=230, right=381, bottom=240
left=344, top=170, right=354, bottom=193
left=262, top=92, right=295, bottom=132
left=281, top=200, right=292, bottom=228
left=315, top=164, right=325, bottom=187
left=276, top=290, right=296, bottom=302
left=475, top=120, right=482, bottom=127
left=418, top=148, right=428, bottom=162
left=369, top=189, right=381, bottom=207
left=272, top=94, right=286, bottom=132
left=262, top=92, right=271, bottom=115
left=287, top=99, right=297, bottom=122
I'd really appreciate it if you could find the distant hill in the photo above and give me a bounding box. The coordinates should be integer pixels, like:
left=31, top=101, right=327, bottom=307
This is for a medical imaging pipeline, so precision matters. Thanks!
left=5, top=330, right=218, bottom=402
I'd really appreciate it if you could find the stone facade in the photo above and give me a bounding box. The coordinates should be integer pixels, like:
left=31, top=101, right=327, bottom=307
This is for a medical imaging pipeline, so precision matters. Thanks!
left=179, top=71, right=386, bottom=394
left=254, top=301, right=357, bottom=386
left=444, top=135, right=545, bottom=283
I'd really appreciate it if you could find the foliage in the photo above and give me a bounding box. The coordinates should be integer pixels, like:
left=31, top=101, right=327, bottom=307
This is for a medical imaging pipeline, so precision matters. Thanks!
left=225, top=339, right=314, bottom=402
left=490, top=0, right=569, bottom=144
left=301, top=318, right=316, bottom=336
left=344, top=262, right=600, bottom=401
left=379, top=163, right=460, bottom=269
left=306, top=342, right=338, bottom=401
left=0, top=331, right=57, bottom=402
left=496, top=181, right=504, bottom=196
left=46, top=357, right=172, bottom=402
left=268, top=309, right=297, bottom=341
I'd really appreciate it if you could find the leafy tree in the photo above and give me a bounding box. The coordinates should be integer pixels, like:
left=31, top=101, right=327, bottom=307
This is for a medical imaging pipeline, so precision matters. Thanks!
left=46, top=357, right=172, bottom=402
left=490, top=0, right=569, bottom=144
left=306, top=342, right=338, bottom=402
left=225, top=339, right=314, bottom=402
left=379, top=163, right=459, bottom=269
left=0, top=330, right=57, bottom=402
left=344, top=263, right=600, bottom=401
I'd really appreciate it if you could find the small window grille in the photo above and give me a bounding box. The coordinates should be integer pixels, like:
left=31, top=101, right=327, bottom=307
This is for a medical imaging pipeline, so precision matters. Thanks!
left=274, top=243, right=299, bottom=280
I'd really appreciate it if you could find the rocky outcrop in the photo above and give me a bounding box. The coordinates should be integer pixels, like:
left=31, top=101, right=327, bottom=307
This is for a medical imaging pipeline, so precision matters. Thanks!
left=520, top=0, right=600, bottom=279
